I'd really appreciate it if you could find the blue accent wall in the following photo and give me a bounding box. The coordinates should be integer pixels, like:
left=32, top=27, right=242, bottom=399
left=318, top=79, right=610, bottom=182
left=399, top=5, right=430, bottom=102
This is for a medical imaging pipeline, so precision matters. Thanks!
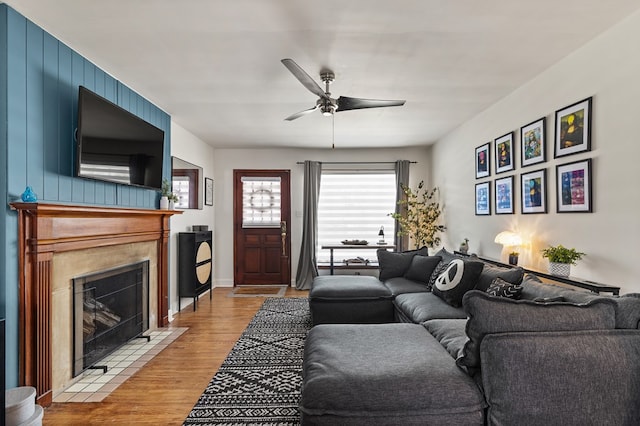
left=0, top=4, right=172, bottom=388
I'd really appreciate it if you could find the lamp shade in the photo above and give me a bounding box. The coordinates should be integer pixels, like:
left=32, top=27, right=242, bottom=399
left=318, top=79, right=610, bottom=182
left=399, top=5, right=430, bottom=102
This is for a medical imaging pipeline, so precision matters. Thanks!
left=494, top=231, right=522, bottom=247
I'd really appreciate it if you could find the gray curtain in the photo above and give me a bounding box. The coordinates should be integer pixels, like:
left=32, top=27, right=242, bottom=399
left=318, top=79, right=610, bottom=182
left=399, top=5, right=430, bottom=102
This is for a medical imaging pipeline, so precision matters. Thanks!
left=394, top=160, right=410, bottom=252
left=295, top=161, right=322, bottom=289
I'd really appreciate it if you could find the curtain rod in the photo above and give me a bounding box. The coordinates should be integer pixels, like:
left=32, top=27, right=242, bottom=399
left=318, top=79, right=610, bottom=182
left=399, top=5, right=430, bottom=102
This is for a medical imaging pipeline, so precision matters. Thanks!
left=296, top=161, right=417, bottom=165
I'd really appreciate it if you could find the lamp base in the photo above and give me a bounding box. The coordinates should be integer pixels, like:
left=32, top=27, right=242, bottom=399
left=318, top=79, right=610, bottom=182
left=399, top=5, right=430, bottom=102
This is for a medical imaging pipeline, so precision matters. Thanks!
left=508, top=254, right=519, bottom=265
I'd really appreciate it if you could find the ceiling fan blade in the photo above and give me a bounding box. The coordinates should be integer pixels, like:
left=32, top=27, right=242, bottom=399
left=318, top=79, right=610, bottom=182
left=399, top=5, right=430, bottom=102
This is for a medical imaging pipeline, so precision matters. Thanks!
left=284, top=104, right=319, bottom=121
left=281, top=58, right=329, bottom=100
left=336, top=96, right=406, bottom=112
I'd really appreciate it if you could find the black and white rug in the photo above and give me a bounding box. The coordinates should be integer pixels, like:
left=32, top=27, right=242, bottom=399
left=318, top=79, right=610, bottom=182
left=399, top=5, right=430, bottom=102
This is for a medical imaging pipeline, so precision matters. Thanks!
left=183, top=297, right=311, bottom=425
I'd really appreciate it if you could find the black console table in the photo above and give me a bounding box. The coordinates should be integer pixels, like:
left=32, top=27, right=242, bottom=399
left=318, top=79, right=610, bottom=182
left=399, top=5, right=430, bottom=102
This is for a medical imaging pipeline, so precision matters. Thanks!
left=454, top=252, right=620, bottom=295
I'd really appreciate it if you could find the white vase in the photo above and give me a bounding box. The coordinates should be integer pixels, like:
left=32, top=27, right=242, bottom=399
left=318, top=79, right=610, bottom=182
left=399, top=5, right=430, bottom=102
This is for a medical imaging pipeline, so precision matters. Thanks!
left=549, top=262, right=570, bottom=277
left=169, top=200, right=175, bottom=210
left=159, top=196, right=169, bottom=210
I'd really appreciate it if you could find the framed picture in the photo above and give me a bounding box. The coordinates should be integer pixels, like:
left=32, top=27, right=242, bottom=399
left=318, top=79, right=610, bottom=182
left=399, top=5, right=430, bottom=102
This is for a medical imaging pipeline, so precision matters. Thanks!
left=494, top=132, right=514, bottom=174
left=205, top=177, right=214, bottom=206
left=494, top=176, right=514, bottom=214
left=521, top=168, right=547, bottom=214
left=521, top=117, right=546, bottom=167
left=475, top=143, right=491, bottom=179
left=556, top=159, right=592, bottom=213
left=475, top=182, right=491, bottom=215
left=554, top=97, right=592, bottom=158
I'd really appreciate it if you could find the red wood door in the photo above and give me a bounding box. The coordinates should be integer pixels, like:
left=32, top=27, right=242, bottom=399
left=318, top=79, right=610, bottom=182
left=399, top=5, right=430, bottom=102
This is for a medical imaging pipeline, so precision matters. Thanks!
left=233, top=170, right=291, bottom=285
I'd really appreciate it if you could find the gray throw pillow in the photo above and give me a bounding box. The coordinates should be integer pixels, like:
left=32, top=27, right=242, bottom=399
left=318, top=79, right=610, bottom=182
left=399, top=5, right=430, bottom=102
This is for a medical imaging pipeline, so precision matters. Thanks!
left=427, top=248, right=465, bottom=289
left=486, top=277, right=522, bottom=299
left=377, top=247, right=428, bottom=281
left=476, top=264, right=524, bottom=292
left=403, top=255, right=442, bottom=285
left=457, top=290, right=617, bottom=371
left=431, top=259, right=484, bottom=307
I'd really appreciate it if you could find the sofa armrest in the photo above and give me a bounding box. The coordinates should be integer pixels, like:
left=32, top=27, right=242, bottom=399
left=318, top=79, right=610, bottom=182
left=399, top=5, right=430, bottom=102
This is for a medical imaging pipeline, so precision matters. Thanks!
left=480, top=330, right=640, bottom=426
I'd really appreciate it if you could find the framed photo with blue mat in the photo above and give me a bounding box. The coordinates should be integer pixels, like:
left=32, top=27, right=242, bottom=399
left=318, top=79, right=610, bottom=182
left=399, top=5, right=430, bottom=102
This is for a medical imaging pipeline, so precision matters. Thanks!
left=495, top=176, right=514, bottom=214
left=475, top=182, right=491, bottom=215
left=556, top=159, right=592, bottom=213
left=521, top=168, right=547, bottom=214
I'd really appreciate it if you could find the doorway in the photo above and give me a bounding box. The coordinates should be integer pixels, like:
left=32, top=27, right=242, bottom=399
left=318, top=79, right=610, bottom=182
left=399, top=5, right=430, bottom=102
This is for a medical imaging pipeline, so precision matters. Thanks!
left=233, top=170, right=291, bottom=285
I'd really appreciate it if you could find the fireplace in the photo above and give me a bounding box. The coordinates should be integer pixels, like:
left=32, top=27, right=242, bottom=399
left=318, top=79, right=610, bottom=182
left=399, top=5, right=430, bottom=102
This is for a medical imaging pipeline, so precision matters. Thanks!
left=73, top=261, right=149, bottom=376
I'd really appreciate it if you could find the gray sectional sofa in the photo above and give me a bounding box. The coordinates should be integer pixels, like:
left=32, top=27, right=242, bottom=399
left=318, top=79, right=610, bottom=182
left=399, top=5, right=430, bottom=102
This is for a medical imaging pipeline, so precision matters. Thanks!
left=301, top=248, right=640, bottom=425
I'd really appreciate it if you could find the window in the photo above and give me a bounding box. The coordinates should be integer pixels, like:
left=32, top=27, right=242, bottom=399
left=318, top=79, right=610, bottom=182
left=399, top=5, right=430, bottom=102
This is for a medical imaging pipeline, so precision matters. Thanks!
left=241, top=176, right=281, bottom=228
left=317, top=171, right=396, bottom=265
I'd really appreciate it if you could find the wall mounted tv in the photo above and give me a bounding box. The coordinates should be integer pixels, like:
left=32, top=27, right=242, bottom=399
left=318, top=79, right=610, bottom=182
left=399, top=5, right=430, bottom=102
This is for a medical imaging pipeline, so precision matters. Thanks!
left=76, top=86, right=165, bottom=190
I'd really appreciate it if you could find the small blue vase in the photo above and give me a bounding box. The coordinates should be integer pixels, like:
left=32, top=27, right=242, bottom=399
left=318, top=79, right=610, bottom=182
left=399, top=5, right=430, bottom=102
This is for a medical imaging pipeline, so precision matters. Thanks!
left=21, top=186, right=37, bottom=202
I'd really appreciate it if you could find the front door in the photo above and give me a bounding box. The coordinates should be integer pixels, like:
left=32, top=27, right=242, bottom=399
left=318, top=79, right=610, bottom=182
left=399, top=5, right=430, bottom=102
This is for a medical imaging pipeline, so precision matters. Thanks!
left=233, top=170, right=291, bottom=285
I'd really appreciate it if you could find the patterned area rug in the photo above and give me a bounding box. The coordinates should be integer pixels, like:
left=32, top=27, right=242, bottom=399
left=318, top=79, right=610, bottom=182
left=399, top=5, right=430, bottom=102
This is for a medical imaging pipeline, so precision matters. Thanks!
left=183, top=297, right=311, bottom=425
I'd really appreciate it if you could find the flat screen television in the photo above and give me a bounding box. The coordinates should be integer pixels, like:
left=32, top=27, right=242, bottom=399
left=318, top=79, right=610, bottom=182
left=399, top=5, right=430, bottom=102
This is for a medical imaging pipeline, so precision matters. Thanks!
left=76, top=86, right=165, bottom=190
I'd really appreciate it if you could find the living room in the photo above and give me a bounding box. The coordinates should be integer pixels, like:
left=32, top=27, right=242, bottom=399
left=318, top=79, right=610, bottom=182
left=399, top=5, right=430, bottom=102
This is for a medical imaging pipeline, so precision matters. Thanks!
left=2, top=1, right=640, bottom=423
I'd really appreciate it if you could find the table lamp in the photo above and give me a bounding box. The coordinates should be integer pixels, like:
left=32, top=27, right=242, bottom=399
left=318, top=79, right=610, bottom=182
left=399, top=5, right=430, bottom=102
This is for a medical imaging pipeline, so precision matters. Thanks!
left=494, top=231, right=522, bottom=265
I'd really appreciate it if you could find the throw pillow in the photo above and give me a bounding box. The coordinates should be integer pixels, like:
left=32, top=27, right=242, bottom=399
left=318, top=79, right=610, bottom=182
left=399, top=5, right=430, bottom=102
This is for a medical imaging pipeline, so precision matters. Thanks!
left=457, top=290, right=617, bottom=371
left=427, top=248, right=465, bottom=289
left=486, top=277, right=522, bottom=300
left=475, top=264, right=524, bottom=292
left=431, top=259, right=484, bottom=307
left=377, top=247, right=428, bottom=281
left=403, top=255, right=442, bottom=284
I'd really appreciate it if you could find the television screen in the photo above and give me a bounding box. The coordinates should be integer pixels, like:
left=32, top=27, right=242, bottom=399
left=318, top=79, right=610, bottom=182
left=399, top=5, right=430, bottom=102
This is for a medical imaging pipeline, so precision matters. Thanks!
left=76, top=86, right=165, bottom=190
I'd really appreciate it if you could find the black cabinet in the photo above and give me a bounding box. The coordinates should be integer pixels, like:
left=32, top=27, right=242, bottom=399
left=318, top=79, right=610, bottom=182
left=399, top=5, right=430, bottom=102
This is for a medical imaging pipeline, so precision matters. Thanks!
left=178, top=231, right=213, bottom=311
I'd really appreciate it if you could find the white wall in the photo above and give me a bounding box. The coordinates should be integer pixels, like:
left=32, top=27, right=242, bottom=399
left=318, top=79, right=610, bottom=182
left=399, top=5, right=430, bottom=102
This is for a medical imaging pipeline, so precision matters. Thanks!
left=432, top=11, right=640, bottom=295
left=213, top=147, right=431, bottom=287
left=168, top=122, right=216, bottom=317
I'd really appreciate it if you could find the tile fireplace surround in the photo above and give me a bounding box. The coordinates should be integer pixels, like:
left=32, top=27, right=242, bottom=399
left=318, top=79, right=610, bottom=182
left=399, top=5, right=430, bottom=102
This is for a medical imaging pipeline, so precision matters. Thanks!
left=10, top=202, right=181, bottom=407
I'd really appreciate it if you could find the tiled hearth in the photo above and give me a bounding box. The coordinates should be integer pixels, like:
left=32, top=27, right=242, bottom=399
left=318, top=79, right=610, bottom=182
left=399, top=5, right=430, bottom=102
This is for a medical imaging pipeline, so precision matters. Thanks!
left=53, top=327, right=187, bottom=403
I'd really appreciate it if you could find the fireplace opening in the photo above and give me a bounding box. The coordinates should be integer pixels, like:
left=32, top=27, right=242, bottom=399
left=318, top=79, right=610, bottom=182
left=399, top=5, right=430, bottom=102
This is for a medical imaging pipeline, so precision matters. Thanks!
left=73, top=261, right=149, bottom=377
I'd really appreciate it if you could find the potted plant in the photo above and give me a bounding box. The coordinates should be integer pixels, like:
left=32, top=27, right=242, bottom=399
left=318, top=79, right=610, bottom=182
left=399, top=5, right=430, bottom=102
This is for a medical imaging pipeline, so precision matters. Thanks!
left=160, top=178, right=173, bottom=209
left=390, top=181, right=446, bottom=248
left=541, top=244, right=586, bottom=277
left=508, top=251, right=519, bottom=266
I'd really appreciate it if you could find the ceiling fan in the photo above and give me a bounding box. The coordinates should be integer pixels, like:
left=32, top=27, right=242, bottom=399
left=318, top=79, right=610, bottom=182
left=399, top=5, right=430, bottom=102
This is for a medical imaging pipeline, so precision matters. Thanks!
left=281, top=58, right=406, bottom=121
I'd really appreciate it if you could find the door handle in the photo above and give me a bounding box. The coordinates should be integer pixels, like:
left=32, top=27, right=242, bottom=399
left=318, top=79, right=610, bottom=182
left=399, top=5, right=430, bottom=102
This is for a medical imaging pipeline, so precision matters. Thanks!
left=280, top=221, right=287, bottom=256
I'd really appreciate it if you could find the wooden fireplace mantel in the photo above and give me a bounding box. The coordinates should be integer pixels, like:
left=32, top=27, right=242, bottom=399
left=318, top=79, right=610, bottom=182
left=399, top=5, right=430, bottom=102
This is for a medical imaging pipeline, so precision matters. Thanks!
left=10, top=202, right=181, bottom=406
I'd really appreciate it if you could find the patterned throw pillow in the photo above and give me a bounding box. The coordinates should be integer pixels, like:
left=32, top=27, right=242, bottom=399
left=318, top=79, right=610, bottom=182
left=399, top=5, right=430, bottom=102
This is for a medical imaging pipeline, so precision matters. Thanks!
left=431, top=259, right=484, bottom=307
left=486, top=277, right=523, bottom=300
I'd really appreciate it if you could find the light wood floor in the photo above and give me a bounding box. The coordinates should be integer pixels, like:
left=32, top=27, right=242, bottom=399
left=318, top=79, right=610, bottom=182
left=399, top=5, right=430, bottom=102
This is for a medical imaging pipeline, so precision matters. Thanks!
left=42, top=286, right=309, bottom=425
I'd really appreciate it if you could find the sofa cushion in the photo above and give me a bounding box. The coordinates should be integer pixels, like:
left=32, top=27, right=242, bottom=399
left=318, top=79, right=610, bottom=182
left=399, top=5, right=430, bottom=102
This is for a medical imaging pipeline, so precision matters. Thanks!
left=393, top=292, right=467, bottom=323
left=300, top=323, right=485, bottom=424
left=403, top=255, right=442, bottom=284
left=475, top=264, right=524, bottom=292
left=519, top=273, right=600, bottom=304
left=383, top=277, right=430, bottom=296
left=310, top=275, right=391, bottom=299
left=432, top=259, right=484, bottom=307
left=458, top=290, right=617, bottom=370
left=486, top=277, right=522, bottom=299
left=480, top=330, right=640, bottom=426
left=377, top=247, right=428, bottom=281
left=615, top=293, right=640, bottom=329
left=423, top=319, right=468, bottom=360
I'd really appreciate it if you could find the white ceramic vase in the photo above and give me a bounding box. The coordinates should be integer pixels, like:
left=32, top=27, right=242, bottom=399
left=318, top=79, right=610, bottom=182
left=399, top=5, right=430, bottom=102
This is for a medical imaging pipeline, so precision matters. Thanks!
left=549, top=262, right=570, bottom=277
left=159, top=196, right=169, bottom=210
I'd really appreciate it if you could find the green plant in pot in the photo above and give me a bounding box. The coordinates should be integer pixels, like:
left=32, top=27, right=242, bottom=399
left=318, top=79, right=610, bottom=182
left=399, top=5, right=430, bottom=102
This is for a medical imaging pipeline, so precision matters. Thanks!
left=541, top=244, right=585, bottom=277
left=160, top=178, right=175, bottom=209
left=390, top=181, right=446, bottom=249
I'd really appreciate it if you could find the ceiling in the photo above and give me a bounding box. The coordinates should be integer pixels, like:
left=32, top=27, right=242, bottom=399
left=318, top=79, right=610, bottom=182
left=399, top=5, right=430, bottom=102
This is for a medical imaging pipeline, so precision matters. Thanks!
left=4, top=1, right=640, bottom=149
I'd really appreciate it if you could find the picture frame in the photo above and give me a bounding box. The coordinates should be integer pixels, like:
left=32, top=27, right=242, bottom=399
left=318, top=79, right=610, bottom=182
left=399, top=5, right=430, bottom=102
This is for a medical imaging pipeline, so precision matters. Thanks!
left=475, top=182, right=491, bottom=215
left=475, top=142, right=491, bottom=179
left=520, top=117, right=546, bottom=167
left=205, top=177, right=214, bottom=206
left=554, top=97, right=592, bottom=158
left=494, top=176, right=514, bottom=214
left=520, top=168, right=547, bottom=214
left=556, top=159, right=592, bottom=213
left=494, top=132, right=515, bottom=174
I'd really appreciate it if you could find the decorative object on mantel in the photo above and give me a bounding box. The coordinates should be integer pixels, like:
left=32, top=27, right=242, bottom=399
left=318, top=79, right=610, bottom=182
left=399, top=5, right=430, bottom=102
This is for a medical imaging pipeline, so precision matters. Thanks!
left=541, top=244, right=586, bottom=277
left=21, top=186, right=37, bottom=202
left=390, top=180, right=446, bottom=248
left=160, top=178, right=178, bottom=210
left=459, top=238, right=469, bottom=254
left=494, top=231, right=522, bottom=265
left=341, top=239, right=368, bottom=245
